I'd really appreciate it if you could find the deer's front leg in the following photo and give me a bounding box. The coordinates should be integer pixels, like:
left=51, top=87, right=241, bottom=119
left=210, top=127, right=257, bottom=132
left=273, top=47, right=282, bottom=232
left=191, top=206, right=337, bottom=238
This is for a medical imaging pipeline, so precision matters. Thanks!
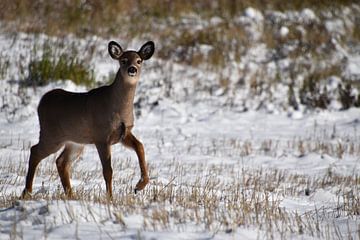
left=95, top=142, right=113, bottom=199
left=122, top=132, right=149, bottom=193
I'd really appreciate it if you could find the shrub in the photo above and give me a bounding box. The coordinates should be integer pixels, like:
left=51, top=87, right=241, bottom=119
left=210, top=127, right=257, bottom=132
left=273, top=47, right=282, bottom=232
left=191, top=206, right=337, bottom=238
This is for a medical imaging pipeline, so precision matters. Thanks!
left=25, top=43, right=95, bottom=87
left=0, top=55, right=10, bottom=80
left=288, top=83, right=299, bottom=110
left=299, top=73, right=330, bottom=109
left=338, top=83, right=360, bottom=110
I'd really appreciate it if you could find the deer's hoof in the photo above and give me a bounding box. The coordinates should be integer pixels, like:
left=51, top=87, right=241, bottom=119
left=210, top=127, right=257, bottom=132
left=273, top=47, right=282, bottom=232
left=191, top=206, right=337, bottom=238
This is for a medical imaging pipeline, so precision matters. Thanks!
left=20, top=189, right=32, bottom=200
left=106, top=193, right=113, bottom=201
left=134, top=177, right=149, bottom=194
left=64, top=190, right=75, bottom=200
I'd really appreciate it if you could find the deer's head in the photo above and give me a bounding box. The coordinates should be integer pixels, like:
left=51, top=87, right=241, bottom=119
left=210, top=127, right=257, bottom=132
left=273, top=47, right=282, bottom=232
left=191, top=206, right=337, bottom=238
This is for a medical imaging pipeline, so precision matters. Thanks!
left=108, top=41, right=155, bottom=85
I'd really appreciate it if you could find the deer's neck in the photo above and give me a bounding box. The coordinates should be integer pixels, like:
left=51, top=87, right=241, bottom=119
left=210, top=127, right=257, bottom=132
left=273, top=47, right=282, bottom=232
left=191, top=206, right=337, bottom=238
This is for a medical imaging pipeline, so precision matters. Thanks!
left=109, top=70, right=138, bottom=126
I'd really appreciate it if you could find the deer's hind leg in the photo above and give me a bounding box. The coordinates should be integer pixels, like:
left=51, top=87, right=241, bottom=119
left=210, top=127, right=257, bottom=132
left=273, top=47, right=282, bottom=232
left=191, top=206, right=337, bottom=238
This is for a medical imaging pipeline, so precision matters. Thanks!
left=22, top=140, right=63, bottom=199
left=56, top=143, right=84, bottom=198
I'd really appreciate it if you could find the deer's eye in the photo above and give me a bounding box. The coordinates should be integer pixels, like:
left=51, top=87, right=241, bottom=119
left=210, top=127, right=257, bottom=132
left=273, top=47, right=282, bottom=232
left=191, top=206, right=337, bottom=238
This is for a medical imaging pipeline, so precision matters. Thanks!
left=137, top=59, right=142, bottom=65
left=120, top=59, right=128, bottom=65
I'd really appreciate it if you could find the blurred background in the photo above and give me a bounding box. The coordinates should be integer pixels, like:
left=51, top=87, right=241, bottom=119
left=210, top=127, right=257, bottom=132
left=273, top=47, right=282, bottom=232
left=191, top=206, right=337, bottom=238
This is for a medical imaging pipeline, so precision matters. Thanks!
left=0, top=0, right=360, bottom=120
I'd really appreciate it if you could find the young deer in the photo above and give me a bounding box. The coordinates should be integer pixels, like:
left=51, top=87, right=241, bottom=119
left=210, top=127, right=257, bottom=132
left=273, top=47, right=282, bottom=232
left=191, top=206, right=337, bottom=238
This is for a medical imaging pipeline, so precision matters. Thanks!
left=21, top=41, right=155, bottom=199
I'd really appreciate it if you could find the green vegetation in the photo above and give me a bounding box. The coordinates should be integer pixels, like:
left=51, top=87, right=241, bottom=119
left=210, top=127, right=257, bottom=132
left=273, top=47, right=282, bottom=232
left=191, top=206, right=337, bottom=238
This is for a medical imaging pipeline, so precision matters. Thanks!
left=25, top=43, right=95, bottom=87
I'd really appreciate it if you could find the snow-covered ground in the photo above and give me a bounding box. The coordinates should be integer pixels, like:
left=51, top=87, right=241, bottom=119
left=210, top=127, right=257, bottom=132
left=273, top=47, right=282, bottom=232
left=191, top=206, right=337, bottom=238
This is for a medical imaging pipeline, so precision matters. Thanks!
left=0, top=6, right=360, bottom=239
left=1, top=80, right=359, bottom=239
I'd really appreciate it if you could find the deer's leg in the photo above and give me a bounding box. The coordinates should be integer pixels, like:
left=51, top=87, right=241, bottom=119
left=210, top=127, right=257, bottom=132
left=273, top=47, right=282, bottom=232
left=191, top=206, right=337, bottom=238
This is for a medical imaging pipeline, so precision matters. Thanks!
left=95, top=142, right=113, bottom=199
left=122, top=132, right=149, bottom=193
left=22, top=141, right=62, bottom=199
left=56, top=143, right=84, bottom=198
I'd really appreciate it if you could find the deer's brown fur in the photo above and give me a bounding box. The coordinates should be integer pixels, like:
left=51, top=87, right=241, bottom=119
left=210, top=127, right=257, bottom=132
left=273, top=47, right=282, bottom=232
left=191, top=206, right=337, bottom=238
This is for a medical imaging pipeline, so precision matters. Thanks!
left=22, top=41, right=155, bottom=199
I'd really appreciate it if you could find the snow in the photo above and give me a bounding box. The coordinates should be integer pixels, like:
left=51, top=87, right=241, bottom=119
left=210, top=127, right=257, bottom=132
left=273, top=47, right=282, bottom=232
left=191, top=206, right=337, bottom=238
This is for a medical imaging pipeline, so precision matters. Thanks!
left=244, top=7, right=264, bottom=22
left=300, top=9, right=317, bottom=23
left=345, top=55, right=360, bottom=81
left=235, top=8, right=264, bottom=41
left=1, top=6, right=360, bottom=239
left=1, top=83, right=359, bottom=239
left=279, top=26, right=289, bottom=38
left=325, top=19, right=346, bottom=35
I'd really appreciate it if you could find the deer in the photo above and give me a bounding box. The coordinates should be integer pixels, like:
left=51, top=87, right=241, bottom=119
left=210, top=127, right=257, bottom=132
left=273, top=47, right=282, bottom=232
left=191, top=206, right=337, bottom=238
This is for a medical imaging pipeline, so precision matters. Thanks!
left=21, top=40, right=155, bottom=199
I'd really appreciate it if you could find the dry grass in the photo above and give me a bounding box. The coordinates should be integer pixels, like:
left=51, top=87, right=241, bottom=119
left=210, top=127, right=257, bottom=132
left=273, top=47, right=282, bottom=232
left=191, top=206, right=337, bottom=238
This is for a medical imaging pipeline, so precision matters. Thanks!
left=0, top=0, right=356, bottom=32
left=1, top=1, right=360, bottom=111
left=0, top=1, right=357, bottom=65
left=0, top=133, right=359, bottom=238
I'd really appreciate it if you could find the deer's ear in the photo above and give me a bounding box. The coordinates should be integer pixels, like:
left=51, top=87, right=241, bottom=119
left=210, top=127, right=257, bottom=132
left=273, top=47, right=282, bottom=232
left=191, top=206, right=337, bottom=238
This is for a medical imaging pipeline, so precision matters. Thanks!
left=138, top=41, right=155, bottom=60
left=108, top=41, right=123, bottom=60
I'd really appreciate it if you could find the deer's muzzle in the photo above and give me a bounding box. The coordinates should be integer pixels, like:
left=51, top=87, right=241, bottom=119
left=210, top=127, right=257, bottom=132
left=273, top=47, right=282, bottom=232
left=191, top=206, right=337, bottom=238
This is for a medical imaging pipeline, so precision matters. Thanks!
left=128, top=66, right=137, bottom=77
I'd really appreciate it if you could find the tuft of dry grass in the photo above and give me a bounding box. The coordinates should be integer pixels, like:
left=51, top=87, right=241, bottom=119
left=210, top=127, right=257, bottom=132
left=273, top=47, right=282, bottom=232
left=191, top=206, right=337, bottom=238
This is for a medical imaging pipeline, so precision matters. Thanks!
left=0, top=131, right=359, bottom=239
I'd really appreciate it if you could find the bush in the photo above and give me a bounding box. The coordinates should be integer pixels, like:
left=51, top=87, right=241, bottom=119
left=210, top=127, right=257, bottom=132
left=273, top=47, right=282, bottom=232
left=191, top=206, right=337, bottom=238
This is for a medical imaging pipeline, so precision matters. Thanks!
left=25, top=43, right=95, bottom=87
left=299, top=72, right=330, bottom=109
left=0, top=55, right=10, bottom=80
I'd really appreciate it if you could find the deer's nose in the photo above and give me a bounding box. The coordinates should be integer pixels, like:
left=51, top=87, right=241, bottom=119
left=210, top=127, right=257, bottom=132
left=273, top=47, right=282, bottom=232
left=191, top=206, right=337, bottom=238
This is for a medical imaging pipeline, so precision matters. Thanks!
left=128, top=66, right=137, bottom=76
